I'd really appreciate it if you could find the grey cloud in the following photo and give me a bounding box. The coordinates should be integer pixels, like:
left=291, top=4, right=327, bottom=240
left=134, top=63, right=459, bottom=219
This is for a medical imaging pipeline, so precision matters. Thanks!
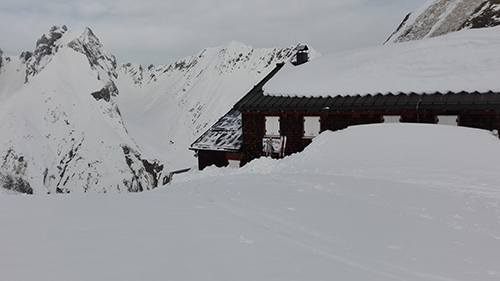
left=0, top=0, right=426, bottom=65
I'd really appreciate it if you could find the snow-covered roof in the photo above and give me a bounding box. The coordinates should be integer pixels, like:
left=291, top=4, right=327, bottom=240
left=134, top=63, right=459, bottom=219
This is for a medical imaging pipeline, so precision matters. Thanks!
left=264, top=26, right=500, bottom=98
left=190, top=109, right=242, bottom=152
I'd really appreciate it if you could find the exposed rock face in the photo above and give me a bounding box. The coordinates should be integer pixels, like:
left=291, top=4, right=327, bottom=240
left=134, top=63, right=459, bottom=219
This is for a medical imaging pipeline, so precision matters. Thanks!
left=386, top=0, right=500, bottom=44
left=1, top=149, right=33, bottom=194
left=91, top=82, right=119, bottom=102
left=26, top=25, right=68, bottom=78
left=68, top=27, right=118, bottom=80
left=463, top=0, right=500, bottom=28
left=0, top=172, right=33, bottom=195
left=121, top=145, right=165, bottom=193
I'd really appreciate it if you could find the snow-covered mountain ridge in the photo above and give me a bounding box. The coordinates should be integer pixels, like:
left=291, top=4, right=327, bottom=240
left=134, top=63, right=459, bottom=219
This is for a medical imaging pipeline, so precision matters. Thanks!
left=0, top=26, right=315, bottom=194
left=386, top=0, right=500, bottom=43
left=0, top=26, right=162, bottom=194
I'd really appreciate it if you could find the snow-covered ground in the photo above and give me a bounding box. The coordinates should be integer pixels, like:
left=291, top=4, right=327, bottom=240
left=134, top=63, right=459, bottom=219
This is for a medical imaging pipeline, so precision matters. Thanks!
left=2, top=123, right=500, bottom=280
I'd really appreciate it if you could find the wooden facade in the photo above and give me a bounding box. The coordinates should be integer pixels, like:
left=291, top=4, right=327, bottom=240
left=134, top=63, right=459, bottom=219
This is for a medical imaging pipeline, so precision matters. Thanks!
left=197, top=150, right=242, bottom=171
left=239, top=109, right=500, bottom=166
left=190, top=108, right=244, bottom=170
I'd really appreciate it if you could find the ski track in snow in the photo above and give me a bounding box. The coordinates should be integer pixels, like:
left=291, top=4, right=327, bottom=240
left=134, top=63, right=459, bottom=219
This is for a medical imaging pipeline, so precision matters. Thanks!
left=2, top=124, right=500, bottom=280
left=155, top=124, right=500, bottom=280
left=171, top=171, right=500, bottom=280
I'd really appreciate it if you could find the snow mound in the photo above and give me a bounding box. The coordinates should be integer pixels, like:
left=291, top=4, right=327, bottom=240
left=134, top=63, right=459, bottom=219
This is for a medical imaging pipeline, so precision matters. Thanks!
left=279, top=124, right=500, bottom=190
left=181, top=123, right=500, bottom=197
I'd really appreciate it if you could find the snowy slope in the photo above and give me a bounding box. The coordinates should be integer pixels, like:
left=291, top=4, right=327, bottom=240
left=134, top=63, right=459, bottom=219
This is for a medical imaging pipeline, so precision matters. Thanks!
left=386, top=0, right=500, bottom=43
left=1, top=124, right=499, bottom=280
left=264, top=26, right=500, bottom=97
left=0, top=49, right=27, bottom=102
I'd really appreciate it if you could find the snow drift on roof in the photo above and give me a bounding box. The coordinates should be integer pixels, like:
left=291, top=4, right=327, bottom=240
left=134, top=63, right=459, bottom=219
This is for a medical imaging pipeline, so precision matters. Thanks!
left=264, top=26, right=500, bottom=97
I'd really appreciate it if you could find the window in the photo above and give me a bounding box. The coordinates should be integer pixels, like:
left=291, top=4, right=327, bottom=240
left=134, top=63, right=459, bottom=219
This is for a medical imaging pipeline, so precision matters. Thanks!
left=228, top=160, right=240, bottom=168
left=436, top=115, right=458, bottom=126
left=265, top=116, right=280, bottom=136
left=304, top=116, right=320, bottom=138
left=383, top=115, right=401, bottom=123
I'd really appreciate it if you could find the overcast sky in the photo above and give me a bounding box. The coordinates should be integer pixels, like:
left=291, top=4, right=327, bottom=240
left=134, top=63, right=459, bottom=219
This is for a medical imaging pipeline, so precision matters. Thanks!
left=0, top=0, right=428, bottom=66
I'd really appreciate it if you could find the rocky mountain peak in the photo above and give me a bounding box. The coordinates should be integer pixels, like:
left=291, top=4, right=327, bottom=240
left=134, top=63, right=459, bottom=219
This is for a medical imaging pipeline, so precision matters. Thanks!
left=26, top=26, right=69, bottom=77
left=386, top=0, right=500, bottom=44
left=35, top=25, right=68, bottom=49
left=68, top=27, right=118, bottom=79
left=0, top=25, right=166, bottom=194
left=25, top=26, right=118, bottom=87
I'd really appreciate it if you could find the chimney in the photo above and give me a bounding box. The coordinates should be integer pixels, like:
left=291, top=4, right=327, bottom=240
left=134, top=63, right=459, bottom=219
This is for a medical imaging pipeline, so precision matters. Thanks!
left=293, top=45, right=309, bottom=66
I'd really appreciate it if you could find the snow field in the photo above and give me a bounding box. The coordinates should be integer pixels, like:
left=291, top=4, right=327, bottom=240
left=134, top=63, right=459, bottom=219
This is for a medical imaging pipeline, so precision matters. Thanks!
left=1, top=123, right=500, bottom=280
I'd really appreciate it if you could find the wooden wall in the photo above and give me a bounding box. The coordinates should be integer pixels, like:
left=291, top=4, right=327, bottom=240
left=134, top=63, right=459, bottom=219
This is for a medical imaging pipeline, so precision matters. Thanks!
left=197, top=150, right=228, bottom=170
left=240, top=109, right=500, bottom=167
left=197, top=150, right=243, bottom=170
left=458, top=110, right=500, bottom=130
left=241, top=113, right=265, bottom=166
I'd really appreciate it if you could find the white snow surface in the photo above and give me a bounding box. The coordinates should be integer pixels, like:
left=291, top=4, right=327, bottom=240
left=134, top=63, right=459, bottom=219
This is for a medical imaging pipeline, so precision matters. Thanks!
left=264, top=26, right=500, bottom=97
left=2, top=123, right=500, bottom=280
